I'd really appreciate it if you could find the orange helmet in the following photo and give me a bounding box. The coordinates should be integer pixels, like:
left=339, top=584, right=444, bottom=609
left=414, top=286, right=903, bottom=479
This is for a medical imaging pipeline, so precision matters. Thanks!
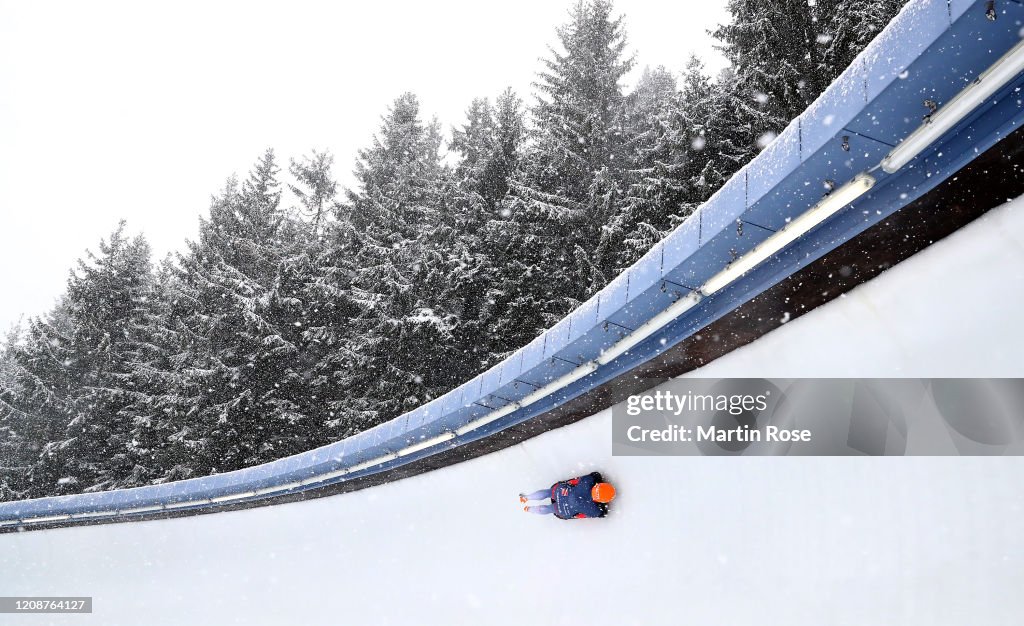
left=591, top=482, right=616, bottom=503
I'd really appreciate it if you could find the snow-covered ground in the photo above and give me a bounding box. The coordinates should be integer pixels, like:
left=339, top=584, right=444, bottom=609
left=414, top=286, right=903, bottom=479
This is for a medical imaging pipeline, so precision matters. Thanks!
left=2, top=197, right=1023, bottom=625
left=694, top=194, right=1024, bottom=377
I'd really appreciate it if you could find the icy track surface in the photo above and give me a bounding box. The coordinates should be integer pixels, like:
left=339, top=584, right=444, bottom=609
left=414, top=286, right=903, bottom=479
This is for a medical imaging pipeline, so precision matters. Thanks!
left=2, top=198, right=1024, bottom=625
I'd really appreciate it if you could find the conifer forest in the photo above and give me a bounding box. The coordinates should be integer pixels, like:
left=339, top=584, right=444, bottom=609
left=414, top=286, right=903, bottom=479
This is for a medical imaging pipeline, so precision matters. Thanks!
left=0, top=0, right=907, bottom=500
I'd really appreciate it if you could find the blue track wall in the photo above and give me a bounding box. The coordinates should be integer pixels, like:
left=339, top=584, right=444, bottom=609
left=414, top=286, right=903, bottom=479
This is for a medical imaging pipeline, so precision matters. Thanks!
left=3, top=0, right=1023, bottom=527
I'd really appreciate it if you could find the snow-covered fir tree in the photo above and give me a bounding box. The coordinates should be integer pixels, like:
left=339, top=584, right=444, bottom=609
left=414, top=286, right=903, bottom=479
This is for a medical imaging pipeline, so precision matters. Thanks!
left=0, top=324, right=32, bottom=500
left=599, top=65, right=683, bottom=271
left=51, top=225, right=155, bottom=492
left=476, top=0, right=637, bottom=360
left=172, top=150, right=322, bottom=474
left=332, top=93, right=459, bottom=424
left=715, top=0, right=907, bottom=139
left=446, top=88, right=528, bottom=369
left=0, top=225, right=156, bottom=496
left=119, top=256, right=194, bottom=486
left=289, top=150, right=339, bottom=233
left=0, top=306, right=79, bottom=498
left=451, top=88, right=526, bottom=215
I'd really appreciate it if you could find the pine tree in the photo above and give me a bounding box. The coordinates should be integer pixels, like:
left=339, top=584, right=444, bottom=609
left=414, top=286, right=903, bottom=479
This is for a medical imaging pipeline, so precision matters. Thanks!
left=601, top=56, right=760, bottom=270
left=0, top=306, right=79, bottom=498
left=599, top=65, right=683, bottom=271
left=0, top=225, right=156, bottom=496
left=0, top=325, right=33, bottom=501
left=489, top=89, right=527, bottom=209
left=446, top=88, right=528, bottom=370
left=475, top=0, right=637, bottom=362
left=478, top=191, right=580, bottom=357
left=451, top=97, right=497, bottom=206
left=348, top=93, right=445, bottom=237
left=54, top=225, right=154, bottom=492
left=714, top=0, right=909, bottom=140
left=714, top=0, right=822, bottom=135
left=531, top=0, right=634, bottom=213
left=289, top=150, right=338, bottom=233
left=303, top=212, right=368, bottom=439
left=336, top=93, right=458, bottom=424
left=815, top=0, right=907, bottom=84
left=120, top=256, right=194, bottom=486
left=451, top=88, right=526, bottom=213
left=174, top=150, right=321, bottom=474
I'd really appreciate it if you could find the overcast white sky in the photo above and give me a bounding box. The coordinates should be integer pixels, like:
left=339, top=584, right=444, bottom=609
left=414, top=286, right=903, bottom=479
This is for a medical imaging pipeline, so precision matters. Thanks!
left=0, top=0, right=730, bottom=332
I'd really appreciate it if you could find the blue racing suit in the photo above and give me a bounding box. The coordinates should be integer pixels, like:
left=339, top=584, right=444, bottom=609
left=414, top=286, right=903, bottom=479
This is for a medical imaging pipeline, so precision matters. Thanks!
left=550, top=472, right=609, bottom=519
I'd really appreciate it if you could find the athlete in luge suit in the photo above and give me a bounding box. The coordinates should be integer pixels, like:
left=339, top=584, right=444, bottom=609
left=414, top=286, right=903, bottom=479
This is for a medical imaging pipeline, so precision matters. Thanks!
left=519, top=472, right=616, bottom=519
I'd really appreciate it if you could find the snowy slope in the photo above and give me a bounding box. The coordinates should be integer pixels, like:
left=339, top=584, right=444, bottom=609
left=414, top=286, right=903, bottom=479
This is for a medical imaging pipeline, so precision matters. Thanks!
left=1, top=197, right=1023, bottom=626
left=692, top=193, right=1024, bottom=377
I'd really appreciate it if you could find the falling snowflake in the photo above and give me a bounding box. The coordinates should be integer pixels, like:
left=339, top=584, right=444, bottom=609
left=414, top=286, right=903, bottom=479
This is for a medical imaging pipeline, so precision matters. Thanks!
left=756, top=132, right=777, bottom=149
